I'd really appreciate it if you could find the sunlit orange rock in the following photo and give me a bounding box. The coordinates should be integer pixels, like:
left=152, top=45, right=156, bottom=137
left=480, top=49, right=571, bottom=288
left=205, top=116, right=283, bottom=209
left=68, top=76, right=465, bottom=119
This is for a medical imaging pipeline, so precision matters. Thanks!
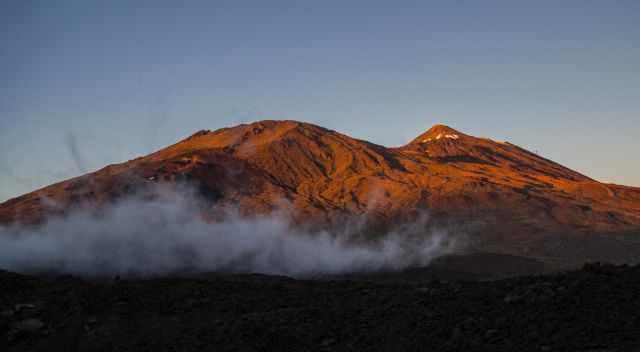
left=2, top=120, right=639, bottom=238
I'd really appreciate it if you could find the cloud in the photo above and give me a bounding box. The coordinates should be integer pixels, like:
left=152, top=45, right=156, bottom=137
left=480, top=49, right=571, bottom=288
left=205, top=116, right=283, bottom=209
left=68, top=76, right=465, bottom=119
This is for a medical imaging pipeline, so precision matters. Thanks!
left=65, top=132, right=88, bottom=173
left=0, top=187, right=464, bottom=277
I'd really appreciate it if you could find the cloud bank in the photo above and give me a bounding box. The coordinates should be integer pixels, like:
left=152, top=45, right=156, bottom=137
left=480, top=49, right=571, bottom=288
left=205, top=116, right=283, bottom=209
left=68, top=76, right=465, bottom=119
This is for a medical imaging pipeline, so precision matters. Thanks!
left=0, top=189, right=464, bottom=277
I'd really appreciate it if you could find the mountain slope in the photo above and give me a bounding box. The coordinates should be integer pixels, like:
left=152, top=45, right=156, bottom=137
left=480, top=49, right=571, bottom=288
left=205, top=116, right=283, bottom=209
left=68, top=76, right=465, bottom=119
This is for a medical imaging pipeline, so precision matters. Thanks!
left=2, top=120, right=640, bottom=239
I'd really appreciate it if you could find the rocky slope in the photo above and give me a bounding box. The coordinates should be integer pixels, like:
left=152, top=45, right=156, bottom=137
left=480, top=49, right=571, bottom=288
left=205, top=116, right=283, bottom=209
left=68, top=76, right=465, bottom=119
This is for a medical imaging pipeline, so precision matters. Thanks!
left=1, top=120, right=640, bottom=265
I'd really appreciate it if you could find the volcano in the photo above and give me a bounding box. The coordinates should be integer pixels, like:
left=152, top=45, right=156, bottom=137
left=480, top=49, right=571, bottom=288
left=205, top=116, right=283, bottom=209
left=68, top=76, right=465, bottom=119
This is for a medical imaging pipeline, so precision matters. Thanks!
left=2, top=120, right=640, bottom=267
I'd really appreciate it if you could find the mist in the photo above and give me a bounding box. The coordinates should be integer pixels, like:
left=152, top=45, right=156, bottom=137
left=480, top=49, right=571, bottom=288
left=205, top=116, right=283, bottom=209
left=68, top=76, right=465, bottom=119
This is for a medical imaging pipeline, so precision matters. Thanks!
left=65, top=132, right=88, bottom=174
left=0, top=188, right=464, bottom=278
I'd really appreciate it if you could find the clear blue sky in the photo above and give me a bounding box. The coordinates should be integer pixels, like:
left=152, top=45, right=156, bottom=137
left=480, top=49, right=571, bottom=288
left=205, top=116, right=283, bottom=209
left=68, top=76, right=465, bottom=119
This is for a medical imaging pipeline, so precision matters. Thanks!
left=1, top=0, right=639, bottom=201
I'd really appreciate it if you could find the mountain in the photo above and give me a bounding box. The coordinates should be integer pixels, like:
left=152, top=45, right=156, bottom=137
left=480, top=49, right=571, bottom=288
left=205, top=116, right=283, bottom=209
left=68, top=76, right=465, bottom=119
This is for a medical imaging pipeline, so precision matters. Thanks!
left=2, top=120, right=640, bottom=265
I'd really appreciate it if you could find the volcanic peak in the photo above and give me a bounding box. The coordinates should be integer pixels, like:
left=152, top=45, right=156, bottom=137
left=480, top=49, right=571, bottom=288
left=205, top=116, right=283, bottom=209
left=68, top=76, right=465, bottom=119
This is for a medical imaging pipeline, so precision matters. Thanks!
left=1, top=118, right=640, bottom=238
left=409, top=124, right=467, bottom=145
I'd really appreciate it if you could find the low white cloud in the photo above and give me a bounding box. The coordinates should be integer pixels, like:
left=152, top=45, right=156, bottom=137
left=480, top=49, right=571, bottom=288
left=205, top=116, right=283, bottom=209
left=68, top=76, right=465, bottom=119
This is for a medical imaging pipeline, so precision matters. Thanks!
left=0, top=188, right=464, bottom=277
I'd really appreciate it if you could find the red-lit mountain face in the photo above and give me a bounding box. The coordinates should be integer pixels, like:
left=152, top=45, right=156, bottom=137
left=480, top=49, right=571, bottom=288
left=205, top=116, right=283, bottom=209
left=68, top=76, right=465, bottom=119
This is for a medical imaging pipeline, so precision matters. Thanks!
left=2, top=121, right=640, bottom=246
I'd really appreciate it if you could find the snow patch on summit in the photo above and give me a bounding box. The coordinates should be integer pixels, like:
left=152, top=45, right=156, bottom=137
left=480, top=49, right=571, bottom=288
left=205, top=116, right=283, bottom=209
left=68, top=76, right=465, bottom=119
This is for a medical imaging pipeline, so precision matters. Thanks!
left=421, top=134, right=459, bottom=143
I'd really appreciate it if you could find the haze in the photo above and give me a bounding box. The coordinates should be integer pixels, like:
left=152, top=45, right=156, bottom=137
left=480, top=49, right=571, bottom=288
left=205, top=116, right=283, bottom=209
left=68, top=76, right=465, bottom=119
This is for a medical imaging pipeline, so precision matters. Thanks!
left=1, top=0, right=639, bottom=202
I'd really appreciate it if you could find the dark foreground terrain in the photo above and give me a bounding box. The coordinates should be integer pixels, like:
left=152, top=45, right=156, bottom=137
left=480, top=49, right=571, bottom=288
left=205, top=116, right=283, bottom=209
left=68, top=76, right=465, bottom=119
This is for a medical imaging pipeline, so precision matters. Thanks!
left=2, top=261, right=640, bottom=352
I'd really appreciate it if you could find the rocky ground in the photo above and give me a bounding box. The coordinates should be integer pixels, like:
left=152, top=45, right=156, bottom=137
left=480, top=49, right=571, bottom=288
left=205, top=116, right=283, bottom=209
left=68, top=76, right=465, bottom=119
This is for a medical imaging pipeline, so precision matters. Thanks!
left=2, top=262, right=640, bottom=352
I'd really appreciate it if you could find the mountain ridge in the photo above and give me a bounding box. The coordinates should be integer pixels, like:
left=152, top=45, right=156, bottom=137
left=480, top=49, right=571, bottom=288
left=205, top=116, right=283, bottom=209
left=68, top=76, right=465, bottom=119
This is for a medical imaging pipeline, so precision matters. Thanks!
left=2, top=120, right=640, bottom=241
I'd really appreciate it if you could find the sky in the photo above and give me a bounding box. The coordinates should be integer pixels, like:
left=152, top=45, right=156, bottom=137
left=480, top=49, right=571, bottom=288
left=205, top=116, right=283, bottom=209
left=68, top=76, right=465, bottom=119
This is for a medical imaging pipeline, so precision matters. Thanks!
left=1, top=0, right=639, bottom=202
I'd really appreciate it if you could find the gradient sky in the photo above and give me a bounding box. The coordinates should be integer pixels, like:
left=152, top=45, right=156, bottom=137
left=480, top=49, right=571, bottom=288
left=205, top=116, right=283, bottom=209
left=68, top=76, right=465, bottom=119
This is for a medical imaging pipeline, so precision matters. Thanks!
left=1, top=0, right=639, bottom=202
